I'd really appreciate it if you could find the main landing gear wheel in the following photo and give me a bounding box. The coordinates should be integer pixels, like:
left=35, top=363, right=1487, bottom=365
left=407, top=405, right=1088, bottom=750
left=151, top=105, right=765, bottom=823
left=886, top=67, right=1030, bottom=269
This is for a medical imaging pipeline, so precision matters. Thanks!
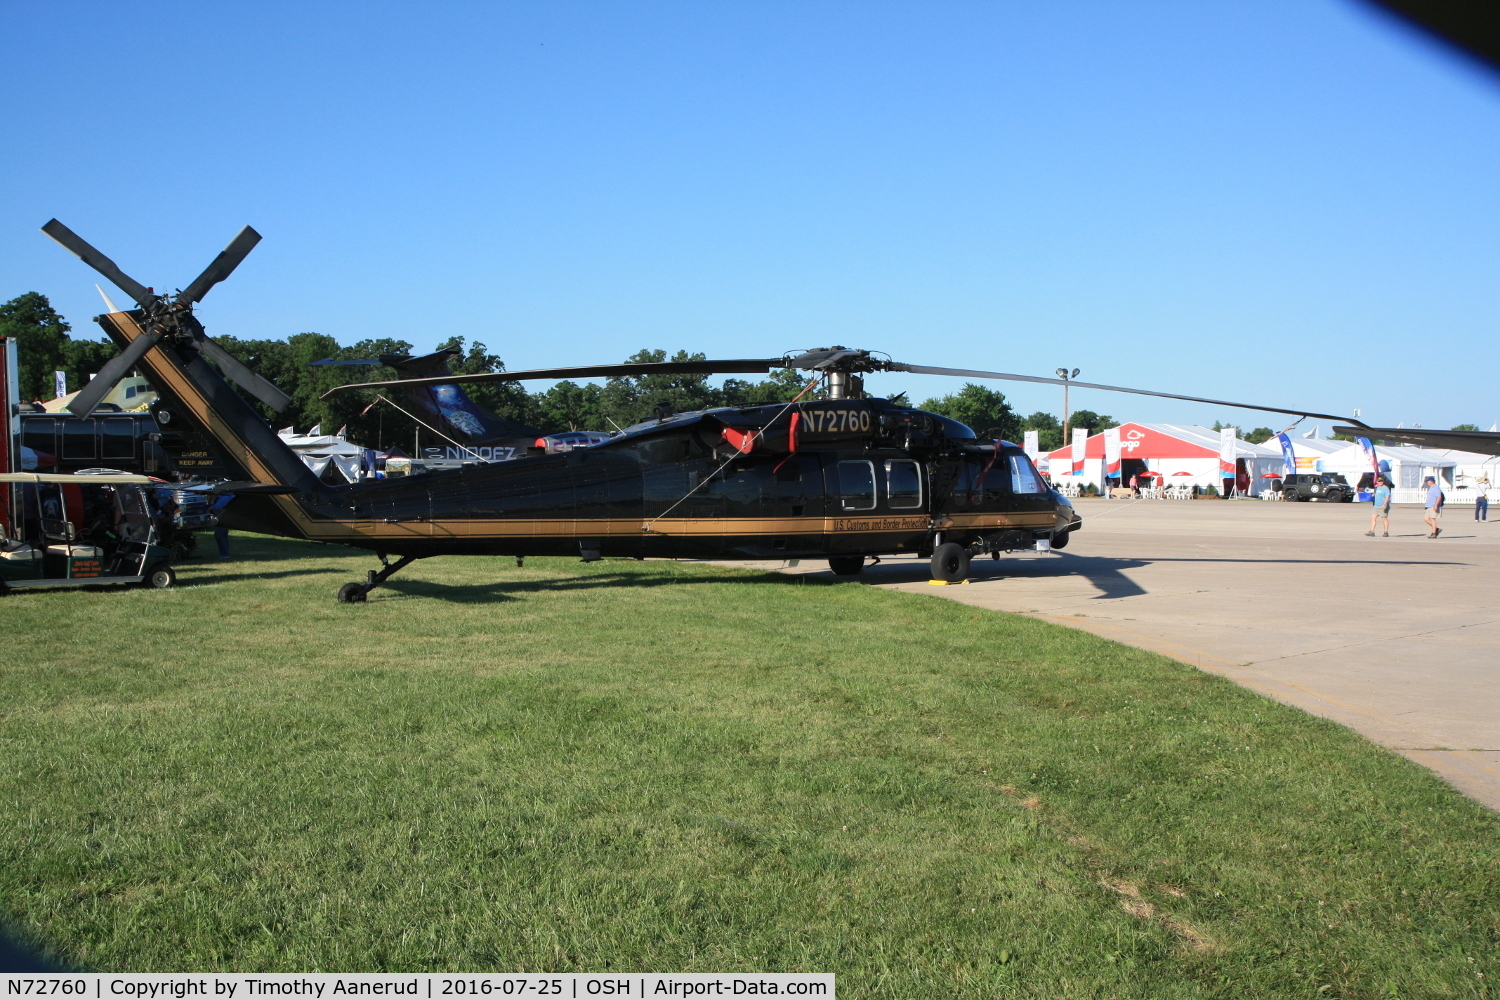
left=146, top=564, right=176, bottom=589
left=828, top=555, right=865, bottom=576
left=930, top=542, right=970, bottom=583
left=337, top=582, right=368, bottom=604
left=1050, top=529, right=1070, bottom=550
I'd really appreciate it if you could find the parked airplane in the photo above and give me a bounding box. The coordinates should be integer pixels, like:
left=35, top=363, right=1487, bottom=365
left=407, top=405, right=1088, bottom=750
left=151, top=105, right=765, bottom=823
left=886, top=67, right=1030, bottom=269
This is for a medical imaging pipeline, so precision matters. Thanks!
left=311, top=350, right=612, bottom=463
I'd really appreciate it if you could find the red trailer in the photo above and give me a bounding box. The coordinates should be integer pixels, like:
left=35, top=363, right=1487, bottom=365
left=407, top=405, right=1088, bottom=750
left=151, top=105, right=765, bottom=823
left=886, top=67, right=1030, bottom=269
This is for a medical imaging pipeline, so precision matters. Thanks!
left=1, top=337, right=18, bottom=536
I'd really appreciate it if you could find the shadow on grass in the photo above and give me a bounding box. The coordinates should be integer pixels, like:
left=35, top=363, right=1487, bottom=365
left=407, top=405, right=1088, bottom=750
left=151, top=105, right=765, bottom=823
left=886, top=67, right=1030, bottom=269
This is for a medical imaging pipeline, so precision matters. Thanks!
left=379, top=568, right=825, bottom=604
left=181, top=538, right=369, bottom=563
left=177, top=566, right=346, bottom=586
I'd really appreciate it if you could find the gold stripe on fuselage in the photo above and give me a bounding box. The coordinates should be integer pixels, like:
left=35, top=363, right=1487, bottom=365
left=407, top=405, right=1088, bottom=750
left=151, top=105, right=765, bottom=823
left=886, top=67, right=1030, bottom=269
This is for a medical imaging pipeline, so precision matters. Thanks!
left=285, top=512, right=1053, bottom=543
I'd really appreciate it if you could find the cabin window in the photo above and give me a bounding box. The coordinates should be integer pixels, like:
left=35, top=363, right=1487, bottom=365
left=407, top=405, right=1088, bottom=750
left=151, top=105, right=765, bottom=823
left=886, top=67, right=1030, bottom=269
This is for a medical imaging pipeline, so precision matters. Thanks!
left=1009, top=454, right=1047, bottom=494
left=885, top=460, right=922, bottom=509
left=838, top=460, right=876, bottom=510
left=102, top=418, right=135, bottom=459
left=63, top=419, right=96, bottom=460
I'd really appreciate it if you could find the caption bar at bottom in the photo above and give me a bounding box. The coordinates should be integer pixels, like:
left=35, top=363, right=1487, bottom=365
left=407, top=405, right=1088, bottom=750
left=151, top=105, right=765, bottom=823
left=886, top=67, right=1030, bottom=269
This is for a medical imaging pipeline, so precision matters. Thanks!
left=3, top=974, right=833, bottom=999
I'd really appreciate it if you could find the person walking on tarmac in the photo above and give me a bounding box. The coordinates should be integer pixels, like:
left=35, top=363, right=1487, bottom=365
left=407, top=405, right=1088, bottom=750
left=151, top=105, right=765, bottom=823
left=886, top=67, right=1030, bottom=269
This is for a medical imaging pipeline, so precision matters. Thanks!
left=1365, top=477, right=1392, bottom=537
left=1422, top=476, right=1445, bottom=538
left=1476, top=475, right=1489, bottom=522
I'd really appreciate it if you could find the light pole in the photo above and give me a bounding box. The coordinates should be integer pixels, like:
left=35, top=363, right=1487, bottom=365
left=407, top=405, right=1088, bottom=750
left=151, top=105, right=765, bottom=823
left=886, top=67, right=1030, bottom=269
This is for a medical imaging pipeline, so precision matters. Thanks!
left=1056, top=367, right=1079, bottom=446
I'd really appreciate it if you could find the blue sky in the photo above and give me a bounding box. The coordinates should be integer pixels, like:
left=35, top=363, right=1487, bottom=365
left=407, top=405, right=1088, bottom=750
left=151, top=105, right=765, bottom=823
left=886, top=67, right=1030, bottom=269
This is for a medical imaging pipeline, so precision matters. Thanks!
left=3, top=1, right=1496, bottom=431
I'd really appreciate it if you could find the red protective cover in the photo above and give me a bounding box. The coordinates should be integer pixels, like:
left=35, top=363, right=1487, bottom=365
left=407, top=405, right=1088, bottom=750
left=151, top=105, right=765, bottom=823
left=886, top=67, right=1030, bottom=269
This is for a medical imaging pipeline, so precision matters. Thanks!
left=0, top=337, right=11, bottom=536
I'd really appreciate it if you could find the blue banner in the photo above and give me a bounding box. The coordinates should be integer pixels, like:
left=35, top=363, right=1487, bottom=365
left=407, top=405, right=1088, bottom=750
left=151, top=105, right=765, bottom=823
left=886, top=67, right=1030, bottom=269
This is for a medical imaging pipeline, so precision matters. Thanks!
left=1357, top=437, right=1380, bottom=482
left=1277, top=432, right=1296, bottom=477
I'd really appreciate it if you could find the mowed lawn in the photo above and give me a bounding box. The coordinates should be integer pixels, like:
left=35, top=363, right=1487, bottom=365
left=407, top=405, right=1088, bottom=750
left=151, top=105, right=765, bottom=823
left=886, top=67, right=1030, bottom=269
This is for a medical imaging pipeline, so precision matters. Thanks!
left=1, top=535, right=1497, bottom=997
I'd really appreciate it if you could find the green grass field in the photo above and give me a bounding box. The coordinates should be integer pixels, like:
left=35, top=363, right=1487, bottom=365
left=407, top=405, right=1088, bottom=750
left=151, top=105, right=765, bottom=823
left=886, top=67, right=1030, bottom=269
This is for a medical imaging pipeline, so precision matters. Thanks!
left=1, top=534, right=1497, bottom=997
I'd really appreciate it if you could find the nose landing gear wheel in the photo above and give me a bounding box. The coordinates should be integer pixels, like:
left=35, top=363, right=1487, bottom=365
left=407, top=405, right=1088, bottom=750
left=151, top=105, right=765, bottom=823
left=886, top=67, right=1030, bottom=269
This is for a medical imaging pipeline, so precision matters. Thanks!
left=337, top=582, right=368, bottom=603
left=930, top=542, right=970, bottom=583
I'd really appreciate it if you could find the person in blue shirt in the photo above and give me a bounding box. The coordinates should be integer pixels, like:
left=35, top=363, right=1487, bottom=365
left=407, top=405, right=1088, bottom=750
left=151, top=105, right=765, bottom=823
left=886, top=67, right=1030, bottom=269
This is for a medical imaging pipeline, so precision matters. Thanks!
left=1365, top=477, right=1392, bottom=537
left=1422, top=476, right=1444, bottom=538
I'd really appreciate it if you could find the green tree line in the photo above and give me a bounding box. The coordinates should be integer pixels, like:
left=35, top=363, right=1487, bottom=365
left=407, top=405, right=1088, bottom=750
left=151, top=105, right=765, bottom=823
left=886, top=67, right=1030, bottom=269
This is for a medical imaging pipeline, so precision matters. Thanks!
left=1, top=293, right=816, bottom=449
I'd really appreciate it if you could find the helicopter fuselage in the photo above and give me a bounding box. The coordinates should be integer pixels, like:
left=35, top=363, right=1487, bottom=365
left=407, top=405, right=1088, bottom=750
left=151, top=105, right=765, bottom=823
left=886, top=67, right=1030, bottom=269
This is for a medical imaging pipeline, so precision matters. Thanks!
left=228, top=411, right=1076, bottom=562
left=94, top=309, right=1079, bottom=583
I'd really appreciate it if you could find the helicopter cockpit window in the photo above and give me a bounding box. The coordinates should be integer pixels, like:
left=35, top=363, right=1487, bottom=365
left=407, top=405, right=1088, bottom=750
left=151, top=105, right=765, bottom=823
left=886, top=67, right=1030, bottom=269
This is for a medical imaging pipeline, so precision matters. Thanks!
left=885, top=460, right=922, bottom=509
left=838, top=461, right=876, bottom=510
left=1009, top=454, right=1047, bottom=494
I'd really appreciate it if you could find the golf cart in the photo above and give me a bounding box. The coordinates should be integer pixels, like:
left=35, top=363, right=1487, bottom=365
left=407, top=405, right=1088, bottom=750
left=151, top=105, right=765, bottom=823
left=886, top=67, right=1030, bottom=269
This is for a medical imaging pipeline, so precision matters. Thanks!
left=0, top=471, right=177, bottom=593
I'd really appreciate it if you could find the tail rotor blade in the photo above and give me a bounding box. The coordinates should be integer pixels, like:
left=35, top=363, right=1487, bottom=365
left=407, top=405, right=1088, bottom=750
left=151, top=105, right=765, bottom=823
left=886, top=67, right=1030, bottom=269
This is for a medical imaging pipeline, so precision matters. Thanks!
left=65, top=331, right=164, bottom=416
left=41, top=219, right=156, bottom=308
left=177, top=226, right=262, bottom=305
left=197, top=336, right=292, bottom=412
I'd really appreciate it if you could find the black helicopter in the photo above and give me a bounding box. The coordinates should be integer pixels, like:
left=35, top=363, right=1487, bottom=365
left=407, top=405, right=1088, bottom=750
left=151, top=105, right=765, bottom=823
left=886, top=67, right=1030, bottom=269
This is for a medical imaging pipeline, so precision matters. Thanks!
left=39, top=221, right=1368, bottom=602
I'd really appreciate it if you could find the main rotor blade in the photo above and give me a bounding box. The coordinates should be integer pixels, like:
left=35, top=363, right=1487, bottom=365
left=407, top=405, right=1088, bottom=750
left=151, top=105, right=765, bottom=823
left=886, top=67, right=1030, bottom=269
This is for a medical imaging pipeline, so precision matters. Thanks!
left=197, top=336, right=292, bottom=412
left=1335, top=425, right=1500, bottom=454
left=320, top=358, right=784, bottom=399
left=177, top=226, right=262, bottom=305
left=65, top=330, right=165, bottom=416
left=41, top=219, right=155, bottom=308
left=309, top=358, right=385, bottom=366
left=887, top=362, right=1369, bottom=428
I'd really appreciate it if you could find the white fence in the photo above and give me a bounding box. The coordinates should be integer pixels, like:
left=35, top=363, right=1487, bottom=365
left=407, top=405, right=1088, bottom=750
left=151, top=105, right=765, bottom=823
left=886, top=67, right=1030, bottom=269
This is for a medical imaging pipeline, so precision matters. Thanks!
left=1393, top=488, right=1497, bottom=505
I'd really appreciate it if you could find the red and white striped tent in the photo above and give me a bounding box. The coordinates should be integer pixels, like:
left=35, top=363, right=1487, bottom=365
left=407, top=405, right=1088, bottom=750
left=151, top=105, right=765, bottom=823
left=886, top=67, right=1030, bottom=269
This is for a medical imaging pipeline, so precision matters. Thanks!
left=1043, top=423, right=1282, bottom=491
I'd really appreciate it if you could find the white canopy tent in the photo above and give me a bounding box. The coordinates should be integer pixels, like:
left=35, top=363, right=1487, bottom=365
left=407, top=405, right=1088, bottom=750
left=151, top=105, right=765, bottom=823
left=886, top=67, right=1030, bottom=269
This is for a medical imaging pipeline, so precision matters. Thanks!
left=277, top=426, right=370, bottom=483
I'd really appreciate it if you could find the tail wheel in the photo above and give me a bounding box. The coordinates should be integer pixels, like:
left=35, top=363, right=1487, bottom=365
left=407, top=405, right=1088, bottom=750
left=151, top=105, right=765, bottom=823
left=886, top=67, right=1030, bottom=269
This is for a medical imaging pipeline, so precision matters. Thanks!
left=828, top=555, right=865, bottom=576
left=337, top=582, right=368, bottom=603
left=146, top=564, right=176, bottom=589
left=930, top=542, right=970, bottom=583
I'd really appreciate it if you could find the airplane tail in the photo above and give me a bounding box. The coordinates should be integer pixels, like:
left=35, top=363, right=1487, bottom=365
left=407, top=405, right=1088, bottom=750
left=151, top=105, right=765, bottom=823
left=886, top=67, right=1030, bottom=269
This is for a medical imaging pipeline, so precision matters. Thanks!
left=378, top=350, right=548, bottom=450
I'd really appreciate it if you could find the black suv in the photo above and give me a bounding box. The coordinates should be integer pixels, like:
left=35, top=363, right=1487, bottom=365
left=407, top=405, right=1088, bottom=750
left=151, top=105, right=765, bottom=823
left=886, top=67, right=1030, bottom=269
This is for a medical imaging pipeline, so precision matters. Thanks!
left=1280, top=473, right=1354, bottom=503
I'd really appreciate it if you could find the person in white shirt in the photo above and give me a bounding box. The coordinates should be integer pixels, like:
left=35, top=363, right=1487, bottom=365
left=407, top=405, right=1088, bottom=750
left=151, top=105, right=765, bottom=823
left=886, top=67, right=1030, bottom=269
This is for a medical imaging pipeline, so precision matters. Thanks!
left=1422, top=477, right=1444, bottom=538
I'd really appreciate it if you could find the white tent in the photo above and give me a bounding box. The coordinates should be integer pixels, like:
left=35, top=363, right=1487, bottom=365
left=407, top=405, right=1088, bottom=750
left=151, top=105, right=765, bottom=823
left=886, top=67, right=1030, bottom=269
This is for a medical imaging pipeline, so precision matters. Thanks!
left=1316, top=442, right=1458, bottom=502
left=277, top=427, right=369, bottom=483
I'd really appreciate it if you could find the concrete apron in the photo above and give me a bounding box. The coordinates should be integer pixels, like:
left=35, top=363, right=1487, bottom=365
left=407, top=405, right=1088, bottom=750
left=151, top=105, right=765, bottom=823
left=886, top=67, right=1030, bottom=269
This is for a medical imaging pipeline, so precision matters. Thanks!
left=713, top=498, right=1500, bottom=811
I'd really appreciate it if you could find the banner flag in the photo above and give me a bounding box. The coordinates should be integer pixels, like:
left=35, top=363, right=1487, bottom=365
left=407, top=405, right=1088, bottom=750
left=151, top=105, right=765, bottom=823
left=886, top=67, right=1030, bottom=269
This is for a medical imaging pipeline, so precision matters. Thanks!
left=1276, top=432, right=1296, bottom=477
left=55, top=370, right=66, bottom=399
left=1103, top=426, right=1121, bottom=478
left=1218, top=426, right=1236, bottom=477
left=1357, top=437, right=1380, bottom=482
left=1023, top=429, right=1039, bottom=461
left=1070, top=427, right=1088, bottom=477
